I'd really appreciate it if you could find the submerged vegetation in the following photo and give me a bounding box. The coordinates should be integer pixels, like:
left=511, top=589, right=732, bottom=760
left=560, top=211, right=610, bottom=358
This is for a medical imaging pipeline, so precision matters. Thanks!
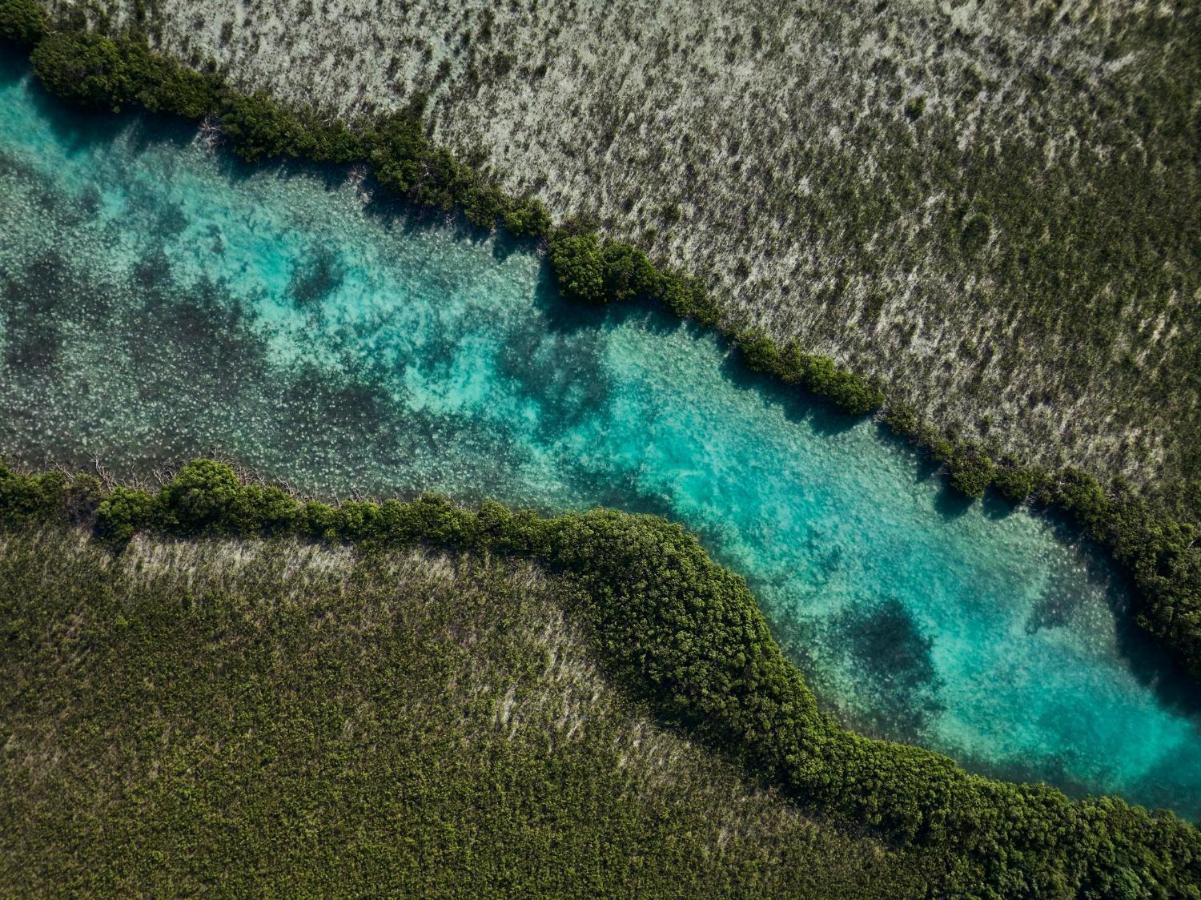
left=3, top=457, right=1201, bottom=896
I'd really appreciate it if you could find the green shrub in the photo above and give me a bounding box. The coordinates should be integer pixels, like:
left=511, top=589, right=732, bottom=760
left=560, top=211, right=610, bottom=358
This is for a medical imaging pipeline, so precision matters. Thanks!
left=0, top=466, right=105, bottom=526
left=395, top=492, right=479, bottom=546
left=652, top=271, right=720, bottom=326
left=601, top=240, right=659, bottom=302
left=95, top=485, right=158, bottom=544
left=736, top=330, right=783, bottom=376
left=462, top=178, right=510, bottom=230
left=118, top=36, right=219, bottom=119
left=220, top=90, right=309, bottom=162
left=1049, top=468, right=1110, bottom=531
left=0, top=466, right=67, bottom=521
left=217, top=90, right=365, bottom=163
left=993, top=465, right=1042, bottom=504
left=156, top=459, right=303, bottom=535
left=412, top=146, right=473, bottom=211
left=736, top=333, right=883, bottom=416
left=158, top=459, right=244, bottom=533
left=503, top=196, right=552, bottom=238
left=881, top=402, right=923, bottom=440
left=946, top=445, right=996, bottom=499
left=474, top=498, right=549, bottom=554
left=31, top=29, right=219, bottom=121
left=799, top=354, right=885, bottom=416
left=549, top=231, right=607, bottom=304
left=297, top=114, right=367, bottom=164
left=549, top=230, right=713, bottom=318
left=369, top=108, right=429, bottom=194
left=31, top=31, right=132, bottom=111
left=667, top=280, right=705, bottom=322
left=301, top=499, right=340, bottom=541
left=238, top=483, right=302, bottom=534
left=332, top=499, right=384, bottom=541
left=0, top=0, right=47, bottom=44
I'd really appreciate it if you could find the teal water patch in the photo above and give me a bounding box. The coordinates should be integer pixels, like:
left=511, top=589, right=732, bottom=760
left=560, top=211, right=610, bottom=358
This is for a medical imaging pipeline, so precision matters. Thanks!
left=2, top=60, right=1199, bottom=818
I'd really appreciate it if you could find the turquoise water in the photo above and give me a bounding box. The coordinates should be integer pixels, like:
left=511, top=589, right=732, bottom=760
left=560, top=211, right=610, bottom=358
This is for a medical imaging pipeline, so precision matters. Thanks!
left=2, top=60, right=1199, bottom=818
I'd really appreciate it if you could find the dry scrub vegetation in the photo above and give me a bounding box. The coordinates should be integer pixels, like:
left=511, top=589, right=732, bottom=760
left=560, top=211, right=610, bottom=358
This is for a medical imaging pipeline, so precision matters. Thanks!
left=0, top=526, right=938, bottom=895
left=45, top=0, right=1201, bottom=503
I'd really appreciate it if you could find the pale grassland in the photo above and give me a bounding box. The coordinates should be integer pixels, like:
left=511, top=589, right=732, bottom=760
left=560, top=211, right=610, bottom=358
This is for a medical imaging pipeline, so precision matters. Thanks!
left=42, top=0, right=1201, bottom=506
left=0, top=526, right=940, bottom=896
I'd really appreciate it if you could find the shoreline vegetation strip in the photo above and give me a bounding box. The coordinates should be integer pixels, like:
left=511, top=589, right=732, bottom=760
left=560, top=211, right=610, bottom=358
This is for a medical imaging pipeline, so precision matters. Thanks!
left=1, top=9, right=1199, bottom=674
left=2, top=456, right=1200, bottom=896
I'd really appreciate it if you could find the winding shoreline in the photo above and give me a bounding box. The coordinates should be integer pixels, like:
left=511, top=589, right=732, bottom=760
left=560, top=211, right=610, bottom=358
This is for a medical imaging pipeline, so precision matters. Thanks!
left=2, top=456, right=1200, bottom=894
left=4, top=11, right=1197, bottom=685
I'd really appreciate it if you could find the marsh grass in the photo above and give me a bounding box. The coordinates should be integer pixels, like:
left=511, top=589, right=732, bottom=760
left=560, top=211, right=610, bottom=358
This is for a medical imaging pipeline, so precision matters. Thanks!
left=39, top=0, right=1201, bottom=504
left=0, top=526, right=937, bottom=896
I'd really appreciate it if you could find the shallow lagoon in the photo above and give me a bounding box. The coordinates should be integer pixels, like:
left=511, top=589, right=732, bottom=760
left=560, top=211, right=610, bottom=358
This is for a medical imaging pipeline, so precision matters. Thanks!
left=2, top=60, right=1199, bottom=818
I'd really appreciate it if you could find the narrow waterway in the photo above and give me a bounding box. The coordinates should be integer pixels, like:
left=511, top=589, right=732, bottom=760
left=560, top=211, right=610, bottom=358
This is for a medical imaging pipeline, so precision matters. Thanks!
left=2, top=59, right=1198, bottom=818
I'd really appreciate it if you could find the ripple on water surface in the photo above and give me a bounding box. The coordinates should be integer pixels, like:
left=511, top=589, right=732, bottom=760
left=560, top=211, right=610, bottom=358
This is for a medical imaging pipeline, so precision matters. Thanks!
left=1, top=61, right=1199, bottom=819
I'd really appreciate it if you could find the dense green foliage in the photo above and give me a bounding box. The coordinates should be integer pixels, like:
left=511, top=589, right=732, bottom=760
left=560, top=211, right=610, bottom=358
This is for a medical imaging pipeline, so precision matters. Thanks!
left=736, top=330, right=885, bottom=416
left=2, top=528, right=935, bottom=897
left=120, top=38, right=217, bottom=118
left=27, top=29, right=360, bottom=159
left=29, top=31, right=130, bottom=110
left=370, top=106, right=478, bottom=212
left=16, top=21, right=1201, bottom=693
left=94, top=485, right=156, bottom=543
left=247, top=102, right=362, bottom=163
left=3, top=458, right=1200, bottom=897
left=0, top=0, right=44, bottom=44
left=943, top=444, right=997, bottom=500
left=548, top=232, right=608, bottom=304
left=29, top=29, right=219, bottom=116
left=546, top=228, right=723, bottom=325
left=503, top=195, right=553, bottom=238
left=992, top=463, right=1046, bottom=506
left=600, top=239, right=659, bottom=303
